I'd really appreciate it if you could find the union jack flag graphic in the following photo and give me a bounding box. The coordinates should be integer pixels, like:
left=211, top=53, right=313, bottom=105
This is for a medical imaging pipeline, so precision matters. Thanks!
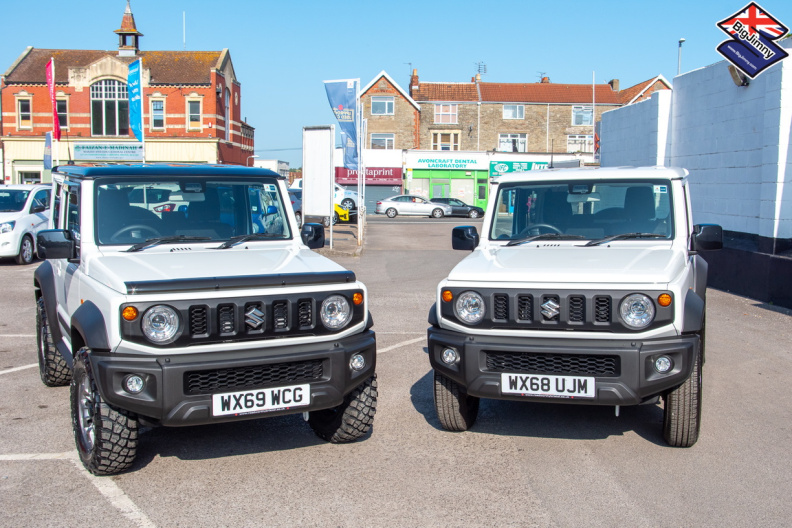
left=718, top=2, right=788, bottom=39
left=716, top=2, right=789, bottom=79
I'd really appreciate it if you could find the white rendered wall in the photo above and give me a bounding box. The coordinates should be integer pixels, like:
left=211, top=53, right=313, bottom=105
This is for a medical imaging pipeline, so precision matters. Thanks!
left=601, top=41, right=791, bottom=239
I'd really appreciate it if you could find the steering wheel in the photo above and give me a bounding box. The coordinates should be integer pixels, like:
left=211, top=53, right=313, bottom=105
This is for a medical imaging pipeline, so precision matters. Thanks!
left=110, top=224, right=161, bottom=243
left=517, top=223, right=563, bottom=237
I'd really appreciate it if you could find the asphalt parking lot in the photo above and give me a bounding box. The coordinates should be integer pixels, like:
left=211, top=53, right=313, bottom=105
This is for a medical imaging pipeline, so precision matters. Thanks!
left=2, top=217, right=792, bottom=527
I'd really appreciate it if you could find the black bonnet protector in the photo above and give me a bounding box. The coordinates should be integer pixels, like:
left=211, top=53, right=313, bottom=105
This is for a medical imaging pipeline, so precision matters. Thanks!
left=125, top=271, right=356, bottom=295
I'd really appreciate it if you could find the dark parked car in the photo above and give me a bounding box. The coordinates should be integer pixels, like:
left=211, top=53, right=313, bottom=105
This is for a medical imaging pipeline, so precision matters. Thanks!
left=429, top=198, right=484, bottom=218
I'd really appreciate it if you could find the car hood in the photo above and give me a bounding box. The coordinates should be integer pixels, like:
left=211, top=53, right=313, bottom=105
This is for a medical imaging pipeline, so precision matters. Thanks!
left=0, top=211, right=24, bottom=222
left=447, top=244, right=686, bottom=285
left=89, top=244, right=348, bottom=294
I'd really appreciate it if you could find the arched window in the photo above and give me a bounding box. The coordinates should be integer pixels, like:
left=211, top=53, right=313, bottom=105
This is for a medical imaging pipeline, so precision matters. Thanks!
left=91, top=80, right=129, bottom=136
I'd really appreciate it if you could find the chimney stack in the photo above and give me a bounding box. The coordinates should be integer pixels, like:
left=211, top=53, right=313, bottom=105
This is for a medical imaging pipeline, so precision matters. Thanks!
left=541, top=76, right=550, bottom=83
left=609, top=79, right=620, bottom=91
left=410, top=68, right=419, bottom=96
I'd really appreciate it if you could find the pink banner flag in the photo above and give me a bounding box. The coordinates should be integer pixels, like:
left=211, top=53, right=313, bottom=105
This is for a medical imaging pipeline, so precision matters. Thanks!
left=45, top=58, right=61, bottom=141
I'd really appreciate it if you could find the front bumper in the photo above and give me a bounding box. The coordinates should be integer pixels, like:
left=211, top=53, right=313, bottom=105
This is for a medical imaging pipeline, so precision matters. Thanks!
left=428, top=326, right=698, bottom=406
left=89, top=330, right=376, bottom=426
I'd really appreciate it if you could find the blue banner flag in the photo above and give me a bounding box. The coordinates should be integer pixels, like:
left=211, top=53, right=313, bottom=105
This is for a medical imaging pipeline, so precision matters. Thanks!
left=128, top=59, right=143, bottom=142
left=324, top=79, right=359, bottom=170
left=43, top=132, right=52, bottom=170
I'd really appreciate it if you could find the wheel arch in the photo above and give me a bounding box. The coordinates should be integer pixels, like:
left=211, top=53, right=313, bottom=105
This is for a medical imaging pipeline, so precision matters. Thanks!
left=71, top=301, right=111, bottom=353
left=34, top=261, right=65, bottom=345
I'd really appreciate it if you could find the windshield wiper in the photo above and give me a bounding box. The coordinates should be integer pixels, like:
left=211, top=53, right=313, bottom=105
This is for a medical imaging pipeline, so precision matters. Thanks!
left=213, top=233, right=283, bottom=249
left=583, top=233, right=667, bottom=247
left=506, top=233, right=586, bottom=247
left=125, top=236, right=211, bottom=252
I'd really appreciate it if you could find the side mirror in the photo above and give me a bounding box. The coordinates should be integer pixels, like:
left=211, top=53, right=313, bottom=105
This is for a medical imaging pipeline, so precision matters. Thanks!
left=452, top=225, right=479, bottom=251
left=300, top=223, right=325, bottom=249
left=37, top=229, right=77, bottom=260
left=30, top=204, right=47, bottom=214
left=691, top=224, right=723, bottom=252
left=266, top=205, right=278, bottom=215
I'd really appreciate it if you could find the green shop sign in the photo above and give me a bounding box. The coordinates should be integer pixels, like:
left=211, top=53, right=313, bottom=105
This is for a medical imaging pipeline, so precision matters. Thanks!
left=489, top=161, right=549, bottom=176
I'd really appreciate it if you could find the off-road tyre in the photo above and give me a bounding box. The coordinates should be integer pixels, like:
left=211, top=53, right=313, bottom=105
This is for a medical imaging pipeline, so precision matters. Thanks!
left=431, top=208, right=445, bottom=218
left=36, top=297, right=71, bottom=386
left=295, top=211, right=302, bottom=227
left=663, top=342, right=702, bottom=447
left=71, top=348, right=139, bottom=475
left=386, top=208, right=397, bottom=218
left=434, top=371, right=479, bottom=431
left=16, top=235, right=34, bottom=265
left=308, top=374, right=377, bottom=443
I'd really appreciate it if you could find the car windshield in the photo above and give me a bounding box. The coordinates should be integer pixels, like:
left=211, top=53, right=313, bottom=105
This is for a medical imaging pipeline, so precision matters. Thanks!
left=0, top=190, right=31, bottom=212
left=95, top=178, right=291, bottom=246
left=490, top=179, right=674, bottom=242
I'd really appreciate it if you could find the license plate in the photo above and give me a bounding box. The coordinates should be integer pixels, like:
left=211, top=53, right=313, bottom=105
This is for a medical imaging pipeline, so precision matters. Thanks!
left=212, top=383, right=310, bottom=417
left=501, top=373, right=595, bottom=399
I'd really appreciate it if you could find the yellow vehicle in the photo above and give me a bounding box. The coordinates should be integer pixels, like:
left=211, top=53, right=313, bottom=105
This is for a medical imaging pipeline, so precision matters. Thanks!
left=323, top=204, right=353, bottom=227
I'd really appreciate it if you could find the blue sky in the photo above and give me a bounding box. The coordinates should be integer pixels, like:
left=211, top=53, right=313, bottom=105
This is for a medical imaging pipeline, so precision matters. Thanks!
left=2, top=0, right=791, bottom=167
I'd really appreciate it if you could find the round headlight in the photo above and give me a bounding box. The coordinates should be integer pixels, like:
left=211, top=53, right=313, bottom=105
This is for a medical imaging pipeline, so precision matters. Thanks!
left=141, top=305, right=181, bottom=344
left=455, top=291, right=486, bottom=324
left=321, top=295, right=352, bottom=330
left=619, top=294, right=655, bottom=329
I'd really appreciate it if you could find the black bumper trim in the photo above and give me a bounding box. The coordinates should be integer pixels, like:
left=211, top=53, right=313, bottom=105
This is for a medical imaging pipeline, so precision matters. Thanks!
left=89, top=330, right=375, bottom=426
left=427, top=327, right=698, bottom=406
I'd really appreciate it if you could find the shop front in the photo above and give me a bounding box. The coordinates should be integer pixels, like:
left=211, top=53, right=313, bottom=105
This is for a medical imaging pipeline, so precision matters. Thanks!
left=405, top=153, right=489, bottom=211
left=335, top=166, right=403, bottom=214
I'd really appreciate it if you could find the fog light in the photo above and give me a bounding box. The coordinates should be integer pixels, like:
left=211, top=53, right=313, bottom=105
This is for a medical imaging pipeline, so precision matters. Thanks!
left=441, top=347, right=459, bottom=365
left=124, top=374, right=145, bottom=394
left=349, top=354, right=366, bottom=371
left=654, top=356, right=673, bottom=373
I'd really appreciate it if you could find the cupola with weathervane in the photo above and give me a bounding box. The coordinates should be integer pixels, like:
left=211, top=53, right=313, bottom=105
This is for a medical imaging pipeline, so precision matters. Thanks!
left=115, top=0, right=143, bottom=57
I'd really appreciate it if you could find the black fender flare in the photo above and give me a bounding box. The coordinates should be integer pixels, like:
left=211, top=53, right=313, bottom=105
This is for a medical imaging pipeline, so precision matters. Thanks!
left=33, top=261, right=64, bottom=345
left=682, top=289, right=705, bottom=334
left=72, top=301, right=110, bottom=352
left=693, top=254, right=709, bottom=300
left=428, top=302, right=438, bottom=326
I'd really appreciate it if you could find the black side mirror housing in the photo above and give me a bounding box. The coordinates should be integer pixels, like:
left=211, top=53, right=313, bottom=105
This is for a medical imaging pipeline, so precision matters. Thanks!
left=301, top=223, right=325, bottom=249
left=452, top=225, right=480, bottom=251
left=37, top=229, right=77, bottom=260
left=691, top=224, right=723, bottom=252
left=30, top=204, right=47, bottom=214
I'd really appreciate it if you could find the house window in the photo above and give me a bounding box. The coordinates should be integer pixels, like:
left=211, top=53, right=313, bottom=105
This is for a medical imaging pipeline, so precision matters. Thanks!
left=371, top=133, right=394, bottom=149
left=188, top=100, right=201, bottom=129
left=431, top=131, right=460, bottom=151
left=18, top=99, right=32, bottom=129
left=572, top=106, right=593, bottom=126
left=503, top=104, right=524, bottom=119
left=498, top=133, right=527, bottom=153
left=90, top=80, right=129, bottom=136
left=567, top=134, right=594, bottom=153
left=56, top=100, right=68, bottom=128
left=151, top=100, right=165, bottom=129
left=434, top=103, right=458, bottom=124
left=371, top=96, right=394, bottom=115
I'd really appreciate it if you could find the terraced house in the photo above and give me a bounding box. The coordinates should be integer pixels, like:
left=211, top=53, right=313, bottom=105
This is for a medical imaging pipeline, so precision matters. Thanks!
left=406, top=69, right=671, bottom=155
left=0, top=2, right=253, bottom=184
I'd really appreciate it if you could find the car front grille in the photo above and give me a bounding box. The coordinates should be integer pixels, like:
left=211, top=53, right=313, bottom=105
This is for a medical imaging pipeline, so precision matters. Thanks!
left=485, top=351, right=620, bottom=376
left=184, top=359, right=324, bottom=395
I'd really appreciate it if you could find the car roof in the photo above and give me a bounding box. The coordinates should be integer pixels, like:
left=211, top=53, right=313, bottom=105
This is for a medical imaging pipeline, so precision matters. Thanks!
left=0, top=184, right=50, bottom=190
left=493, top=166, right=688, bottom=184
left=52, top=163, right=283, bottom=180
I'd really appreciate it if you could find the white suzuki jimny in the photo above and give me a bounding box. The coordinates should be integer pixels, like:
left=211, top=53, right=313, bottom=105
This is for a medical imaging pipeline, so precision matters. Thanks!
left=428, top=166, right=722, bottom=447
left=34, top=164, right=377, bottom=474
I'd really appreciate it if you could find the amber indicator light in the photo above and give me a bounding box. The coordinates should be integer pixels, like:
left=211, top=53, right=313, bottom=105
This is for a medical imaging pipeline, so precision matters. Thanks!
left=442, top=290, right=453, bottom=303
left=352, top=292, right=364, bottom=305
left=658, top=294, right=672, bottom=307
left=122, top=306, right=139, bottom=321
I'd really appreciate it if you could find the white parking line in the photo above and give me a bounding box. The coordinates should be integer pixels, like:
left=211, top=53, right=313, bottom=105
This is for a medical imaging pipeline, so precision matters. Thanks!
left=378, top=336, right=425, bottom=354
left=0, top=364, right=37, bottom=376
left=0, top=451, right=155, bottom=528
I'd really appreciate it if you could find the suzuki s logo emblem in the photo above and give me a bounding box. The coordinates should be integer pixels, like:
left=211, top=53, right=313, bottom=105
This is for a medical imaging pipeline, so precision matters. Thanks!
left=245, top=306, right=265, bottom=329
left=541, top=298, right=560, bottom=320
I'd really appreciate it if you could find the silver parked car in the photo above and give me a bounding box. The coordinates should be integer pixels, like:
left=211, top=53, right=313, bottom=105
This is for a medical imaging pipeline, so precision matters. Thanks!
left=375, top=195, right=452, bottom=218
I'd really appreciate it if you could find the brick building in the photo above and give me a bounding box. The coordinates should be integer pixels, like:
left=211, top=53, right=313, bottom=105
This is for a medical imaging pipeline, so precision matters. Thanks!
left=0, top=1, right=254, bottom=183
left=408, top=69, right=671, bottom=155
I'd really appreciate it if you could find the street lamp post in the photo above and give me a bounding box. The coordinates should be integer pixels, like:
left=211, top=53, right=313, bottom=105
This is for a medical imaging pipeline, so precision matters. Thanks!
left=677, top=38, right=686, bottom=76
left=246, top=154, right=259, bottom=167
